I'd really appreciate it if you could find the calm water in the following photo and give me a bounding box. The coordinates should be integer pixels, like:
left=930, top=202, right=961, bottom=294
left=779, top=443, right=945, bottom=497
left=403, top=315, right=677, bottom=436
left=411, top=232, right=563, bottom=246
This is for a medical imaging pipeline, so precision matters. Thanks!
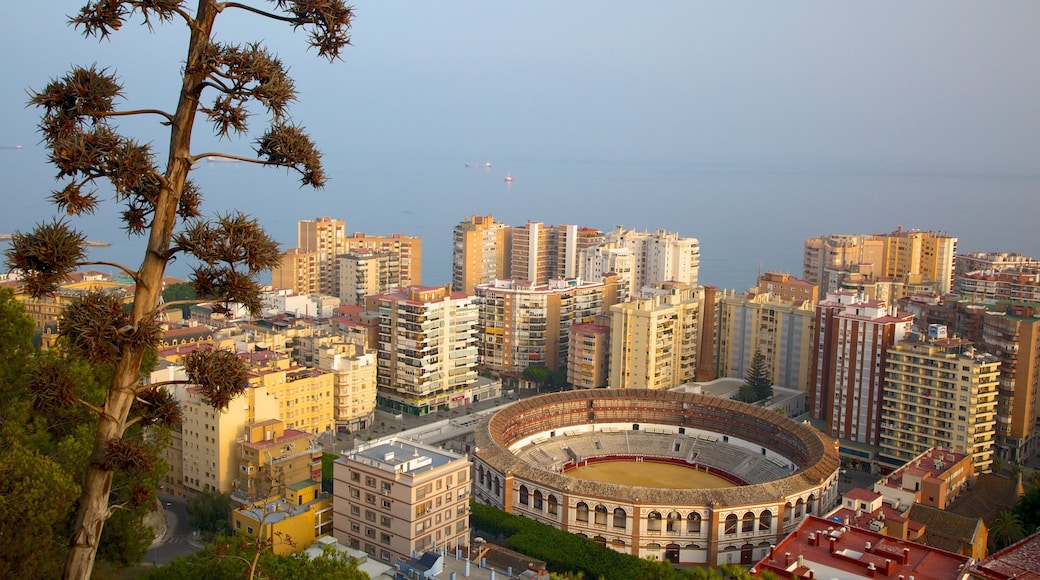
left=3, top=148, right=1039, bottom=292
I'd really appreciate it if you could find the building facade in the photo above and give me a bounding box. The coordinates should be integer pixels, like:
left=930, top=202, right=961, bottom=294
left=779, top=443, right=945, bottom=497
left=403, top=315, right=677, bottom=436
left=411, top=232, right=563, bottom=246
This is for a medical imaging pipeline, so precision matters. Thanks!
left=579, top=226, right=700, bottom=299
left=332, top=438, right=472, bottom=565
left=567, top=314, right=611, bottom=389
left=609, top=282, right=701, bottom=390
left=879, top=327, right=999, bottom=473
left=338, top=248, right=400, bottom=305
left=803, top=229, right=957, bottom=297
left=717, top=286, right=815, bottom=391
left=368, top=286, right=479, bottom=416
left=451, top=214, right=511, bottom=294
left=809, top=291, right=914, bottom=445
left=476, top=276, right=620, bottom=376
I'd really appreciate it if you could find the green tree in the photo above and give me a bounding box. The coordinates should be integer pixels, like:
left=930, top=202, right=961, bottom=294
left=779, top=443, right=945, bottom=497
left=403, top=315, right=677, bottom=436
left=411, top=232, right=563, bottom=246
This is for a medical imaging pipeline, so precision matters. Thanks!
left=162, top=281, right=198, bottom=320
left=1012, top=481, right=1040, bottom=536
left=523, top=364, right=553, bottom=391
left=7, top=2, right=354, bottom=577
left=187, top=490, right=233, bottom=540
left=988, top=510, right=1026, bottom=552
left=139, top=534, right=368, bottom=579
left=742, top=350, right=773, bottom=402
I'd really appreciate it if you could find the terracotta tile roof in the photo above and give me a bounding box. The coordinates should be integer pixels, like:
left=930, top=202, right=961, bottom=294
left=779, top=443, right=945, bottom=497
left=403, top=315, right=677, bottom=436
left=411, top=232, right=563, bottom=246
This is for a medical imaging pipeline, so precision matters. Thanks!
left=907, top=503, right=983, bottom=556
left=969, top=531, right=1040, bottom=580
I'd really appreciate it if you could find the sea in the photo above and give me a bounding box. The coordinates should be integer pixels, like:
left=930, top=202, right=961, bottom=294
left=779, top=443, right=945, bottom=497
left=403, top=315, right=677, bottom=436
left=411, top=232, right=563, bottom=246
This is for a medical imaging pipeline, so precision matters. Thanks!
left=3, top=148, right=1039, bottom=293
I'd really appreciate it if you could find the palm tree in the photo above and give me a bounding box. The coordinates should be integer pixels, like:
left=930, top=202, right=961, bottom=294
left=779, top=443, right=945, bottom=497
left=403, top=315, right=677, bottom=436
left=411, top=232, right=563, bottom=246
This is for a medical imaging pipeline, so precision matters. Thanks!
left=989, top=510, right=1025, bottom=552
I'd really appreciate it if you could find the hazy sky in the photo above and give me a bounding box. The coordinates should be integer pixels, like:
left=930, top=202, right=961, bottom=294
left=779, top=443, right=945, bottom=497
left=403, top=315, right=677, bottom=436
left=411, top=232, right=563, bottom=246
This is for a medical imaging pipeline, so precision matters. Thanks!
left=2, top=2, right=1039, bottom=286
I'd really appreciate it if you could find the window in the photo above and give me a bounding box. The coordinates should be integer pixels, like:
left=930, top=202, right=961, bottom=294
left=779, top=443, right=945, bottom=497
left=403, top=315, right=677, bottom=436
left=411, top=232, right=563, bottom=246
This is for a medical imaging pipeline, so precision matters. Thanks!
left=351, top=523, right=360, bottom=533
left=534, top=490, right=544, bottom=510
left=351, top=506, right=360, bottom=515
left=666, top=511, right=681, bottom=532
left=687, top=513, right=702, bottom=533
left=594, top=505, right=608, bottom=525
left=350, top=488, right=360, bottom=499
left=381, top=516, right=391, bottom=526
left=725, top=514, right=738, bottom=534
left=519, top=485, right=530, bottom=506
left=647, top=511, right=661, bottom=532
left=247, top=526, right=254, bottom=535
left=612, top=508, right=627, bottom=529
left=351, top=472, right=360, bottom=482
left=576, top=502, right=589, bottom=522
left=759, top=510, right=772, bottom=531
left=235, top=520, right=241, bottom=530
left=382, top=499, right=391, bottom=509
left=548, top=495, right=559, bottom=517
left=742, top=512, right=755, bottom=533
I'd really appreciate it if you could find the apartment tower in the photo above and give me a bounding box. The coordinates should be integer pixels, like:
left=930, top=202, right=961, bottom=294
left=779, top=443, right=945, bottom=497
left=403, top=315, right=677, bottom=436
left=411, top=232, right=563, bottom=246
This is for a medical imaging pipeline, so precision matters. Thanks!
left=809, top=291, right=914, bottom=444
left=608, top=282, right=702, bottom=390
left=451, top=214, right=511, bottom=294
left=476, top=275, right=620, bottom=376
left=879, top=326, right=999, bottom=473
left=367, top=286, right=479, bottom=416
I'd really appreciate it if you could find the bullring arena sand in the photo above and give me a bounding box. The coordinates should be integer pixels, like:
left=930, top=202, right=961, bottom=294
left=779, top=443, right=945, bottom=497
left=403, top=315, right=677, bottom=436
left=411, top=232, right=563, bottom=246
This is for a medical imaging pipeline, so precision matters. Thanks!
left=565, top=460, right=737, bottom=489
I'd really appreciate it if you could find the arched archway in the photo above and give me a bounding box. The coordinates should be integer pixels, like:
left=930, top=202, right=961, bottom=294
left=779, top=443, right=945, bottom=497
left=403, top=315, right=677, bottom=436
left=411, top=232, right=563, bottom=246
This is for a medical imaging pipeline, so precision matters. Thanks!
left=666, top=511, right=682, bottom=533
left=724, top=514, right=738, bottom=535
left=741, top=511, right=755, bottom=533
left=687, top=512, right=702, bottom=534
left=759, top=509, right=772, bottom=531
left=647, top=511, right=662, bottom=532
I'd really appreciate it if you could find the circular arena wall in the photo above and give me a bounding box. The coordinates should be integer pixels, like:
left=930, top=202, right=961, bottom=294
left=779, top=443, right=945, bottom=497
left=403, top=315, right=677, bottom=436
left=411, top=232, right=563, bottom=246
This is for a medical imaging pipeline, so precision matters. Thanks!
left=472, top=390, right=840, bottom=567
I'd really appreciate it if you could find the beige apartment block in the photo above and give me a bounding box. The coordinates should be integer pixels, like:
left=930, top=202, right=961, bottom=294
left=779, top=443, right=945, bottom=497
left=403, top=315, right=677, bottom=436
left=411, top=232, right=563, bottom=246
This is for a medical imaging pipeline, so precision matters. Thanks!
left=955, top=251, right=1040, bottom=288
left=567, top=314, right=612, bottom=389
left=318, top=342, right=377, bottom=433
left=717, top=285, right=815, bottom=391
left=477, top=275, right=621, bottom=377
left=983, top=303, right=1040, bottom=463
left=803, top=229, right=957, bottom=296
left=608, top=282, right=701, bottom=390
left=177, top=381, right=278, bottom=494
left=451, top=214, right=511, bottom=294
left=510, top=221, right=601, bottom=285
left=809, top=291, right=914, bottom=446
left=272, top=217, right=422, bottom=296
left=879, top=327, right=999, bottom=474
left=339, top=248, right=401, bottom=305
left=333, top=438, right=472, bottom=566
left=366, top=286, right=479, bottom=416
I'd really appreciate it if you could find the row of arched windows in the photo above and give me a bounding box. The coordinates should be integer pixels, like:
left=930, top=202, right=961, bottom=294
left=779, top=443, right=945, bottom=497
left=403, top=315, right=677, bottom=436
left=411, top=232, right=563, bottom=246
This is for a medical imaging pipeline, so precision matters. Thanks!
left=476, top=465, right=501, bottom=497
left=518, top=485, right=559, bottom=516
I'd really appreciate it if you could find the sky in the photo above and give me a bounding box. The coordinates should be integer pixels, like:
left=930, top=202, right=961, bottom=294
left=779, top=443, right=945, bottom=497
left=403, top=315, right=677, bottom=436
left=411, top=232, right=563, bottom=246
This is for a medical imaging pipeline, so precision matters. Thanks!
left=1, top=2, right=1039, bottom=288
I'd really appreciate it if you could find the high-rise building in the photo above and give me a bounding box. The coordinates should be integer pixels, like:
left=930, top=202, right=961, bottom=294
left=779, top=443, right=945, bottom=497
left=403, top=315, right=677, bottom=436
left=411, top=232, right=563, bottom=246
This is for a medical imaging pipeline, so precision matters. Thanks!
left=566, top=314, right=611, bottom=389
left=476, top=275, right=620, bottom=376
left=272, top=218, right=422, bottom=296
left=608, top=282, right=701, bottom=390
left=717, top=285, right=815, bottom=391
left=893, top=297, right=1040, bottom=463
left=367, top=286, right=478, bottom=416
left=803, top=229, right=957, bottom=297
left=509, top=222, right=600, bottom=285
left=579, top=226, right=700, bottom=298
left=333, top=437, right=472, bottom=565
left=959, top=268, right=1040, bottom=303
left=983, top=303, right=1040, bottom=462
left=879, top=326, right=999, bottom=473
left=338, top=248, right=401, bottom=305
left=809, top=291, right=914, bottom=445
left=755, top=271, right=818, bottom=304
left=451, top=214, right=511, bottom=294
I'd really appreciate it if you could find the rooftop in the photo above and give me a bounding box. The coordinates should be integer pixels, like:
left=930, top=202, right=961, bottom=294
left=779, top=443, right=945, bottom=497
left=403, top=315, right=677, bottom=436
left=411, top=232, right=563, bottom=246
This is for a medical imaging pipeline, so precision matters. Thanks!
left=344, top=436, right=466, bottom=475
left=968, top=531, right=1040, bottom=580
left=753, top=515, right=972, bottom=580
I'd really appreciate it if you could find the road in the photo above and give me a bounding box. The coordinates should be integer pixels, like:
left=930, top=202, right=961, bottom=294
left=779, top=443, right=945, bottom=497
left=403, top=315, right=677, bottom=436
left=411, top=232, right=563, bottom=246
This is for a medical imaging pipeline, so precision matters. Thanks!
left=144, top=492, right=202, bottom=566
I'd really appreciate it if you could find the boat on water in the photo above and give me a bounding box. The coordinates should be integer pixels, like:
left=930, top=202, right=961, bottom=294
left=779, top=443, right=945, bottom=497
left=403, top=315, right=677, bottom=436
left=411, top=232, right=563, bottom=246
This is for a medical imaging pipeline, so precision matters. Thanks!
left=466, top=161, right=492, bottom=168
left=504, top=173, right=514, bottom=183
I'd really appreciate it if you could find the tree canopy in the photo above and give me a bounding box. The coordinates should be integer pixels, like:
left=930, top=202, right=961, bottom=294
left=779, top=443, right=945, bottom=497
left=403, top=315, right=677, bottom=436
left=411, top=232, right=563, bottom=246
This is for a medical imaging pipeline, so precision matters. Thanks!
left=6, top=2, right=354, bottom=577
left=738, top=350, right=773, bottom=403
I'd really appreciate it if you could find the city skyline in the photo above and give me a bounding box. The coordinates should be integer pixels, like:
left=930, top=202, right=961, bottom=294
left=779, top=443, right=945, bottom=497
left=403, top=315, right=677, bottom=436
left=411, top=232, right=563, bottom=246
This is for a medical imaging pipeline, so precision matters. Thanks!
left=2, top=2, right=1040, bottom=291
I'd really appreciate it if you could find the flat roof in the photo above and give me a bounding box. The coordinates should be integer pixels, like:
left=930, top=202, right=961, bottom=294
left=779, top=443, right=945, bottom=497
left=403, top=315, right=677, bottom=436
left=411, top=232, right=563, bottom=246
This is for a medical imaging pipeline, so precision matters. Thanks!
left=345, top=437, right=466, bottom=475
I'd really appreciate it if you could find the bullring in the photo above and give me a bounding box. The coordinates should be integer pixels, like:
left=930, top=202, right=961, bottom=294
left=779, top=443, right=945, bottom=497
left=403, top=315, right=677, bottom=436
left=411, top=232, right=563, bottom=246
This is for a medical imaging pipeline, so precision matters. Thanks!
left=472, top=389, right=840, bottom=567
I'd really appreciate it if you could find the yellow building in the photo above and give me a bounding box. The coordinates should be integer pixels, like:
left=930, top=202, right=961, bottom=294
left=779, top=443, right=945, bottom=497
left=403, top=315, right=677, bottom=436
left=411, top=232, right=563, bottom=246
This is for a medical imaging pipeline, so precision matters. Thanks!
left=15, top=275, right=134, bottom=344
left=716, top=285, right=815, bottom=391
left=272, top=217, right=422, bottom=296
left=233, top=479, right=333, bottom=556
left=609, top=282, right=701, bottom=390
left=451, top=214, right=511, bottom=294
left=803, top=229, right=957, bottom=297
left=234, top=419, right=322, bottom=503
left=245, top=351, right=335, bottom=434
